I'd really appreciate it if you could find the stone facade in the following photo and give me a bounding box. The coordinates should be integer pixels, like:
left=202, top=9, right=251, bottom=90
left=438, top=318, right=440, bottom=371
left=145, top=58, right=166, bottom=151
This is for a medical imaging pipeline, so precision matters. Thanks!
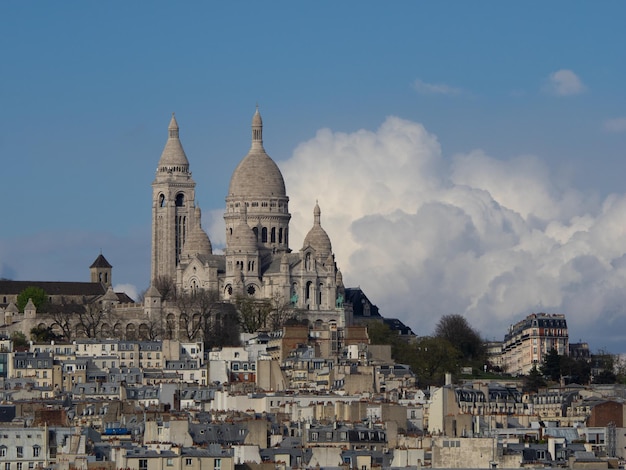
left=151, top=109, right=348, bottom=329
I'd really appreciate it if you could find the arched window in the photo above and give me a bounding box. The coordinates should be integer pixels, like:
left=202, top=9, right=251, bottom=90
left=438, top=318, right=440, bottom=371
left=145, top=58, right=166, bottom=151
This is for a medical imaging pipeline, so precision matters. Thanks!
left=126, top=324, right=136, bottom=341
left=175, top=193, right=185, bottom=207
left=139, top=323, right=150, bottom=340
left=271, top=227, right=276, bottom=243
left=279, top=228, right=283, bottom=244
left=318, top=283, right=323, bottom=306
left=305, top=252, right=312, bottom=270
left=252, top=227, right=258, bottom=240
left=261, top=227, right=268, bottom=243
left=159, top=194, right=165, bottom=207
left=306, top=281, right=312, bottom=300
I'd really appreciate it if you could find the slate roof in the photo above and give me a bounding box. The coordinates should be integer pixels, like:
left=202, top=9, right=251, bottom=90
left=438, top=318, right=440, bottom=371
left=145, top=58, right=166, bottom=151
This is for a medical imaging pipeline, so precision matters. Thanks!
left=0, top=280, right=106, bottom=296
left=90, top=254, right=112, bottom=268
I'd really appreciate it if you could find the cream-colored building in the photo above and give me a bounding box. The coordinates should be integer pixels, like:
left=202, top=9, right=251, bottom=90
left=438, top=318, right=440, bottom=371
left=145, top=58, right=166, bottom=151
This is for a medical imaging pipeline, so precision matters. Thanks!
left=501, top=313, right=569, bottom=376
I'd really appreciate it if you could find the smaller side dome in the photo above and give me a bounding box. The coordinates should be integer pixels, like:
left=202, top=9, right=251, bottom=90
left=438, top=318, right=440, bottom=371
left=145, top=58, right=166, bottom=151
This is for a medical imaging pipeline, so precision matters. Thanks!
left=182, top=207, right=213, bottom=256
left=303, top=203, right=332, bottom=258
left=231, top=221, right=258, bottom=251
left=229, top=205, right=257, bottom=251
left=183, top=226, right=213, bottom=256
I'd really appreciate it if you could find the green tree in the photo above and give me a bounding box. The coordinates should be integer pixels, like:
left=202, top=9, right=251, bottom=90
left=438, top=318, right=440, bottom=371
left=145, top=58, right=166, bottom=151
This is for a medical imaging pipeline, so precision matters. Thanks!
left=30, top=325, right=60, bottom=342
left=560, top=355, right=591, bottom=385
left=11, top=331, right=28, bottom=350
left=367, top=321, right=401, bottom=346
left=540, top=348, right=561, bottom=381
left=593, top=369, right=617, bottom=384
left=16, top=286, right=48, bottom=312
left=434, top=314, right=485, bottom=364
left=590, top=350, right=617, bottom=384
left=411, top=336, right=461, bottom=387
left=367, top=321, right=412, bottom=362
left=524, top=365, right=547, bottom=393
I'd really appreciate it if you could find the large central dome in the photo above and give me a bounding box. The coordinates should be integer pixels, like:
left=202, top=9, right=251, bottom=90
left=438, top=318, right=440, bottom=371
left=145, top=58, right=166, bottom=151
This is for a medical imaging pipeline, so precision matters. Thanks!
left=228, top=108, right=286, bottom=198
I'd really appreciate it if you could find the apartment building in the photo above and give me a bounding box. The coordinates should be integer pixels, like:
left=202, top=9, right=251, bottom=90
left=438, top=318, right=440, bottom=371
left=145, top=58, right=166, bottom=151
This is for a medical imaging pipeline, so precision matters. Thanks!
left=502, top=313, right=569, bottom=376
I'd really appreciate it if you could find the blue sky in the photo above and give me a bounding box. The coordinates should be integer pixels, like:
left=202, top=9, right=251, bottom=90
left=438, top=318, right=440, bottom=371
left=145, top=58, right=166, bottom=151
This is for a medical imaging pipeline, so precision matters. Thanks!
left=1, top=2, right=625, bottom=352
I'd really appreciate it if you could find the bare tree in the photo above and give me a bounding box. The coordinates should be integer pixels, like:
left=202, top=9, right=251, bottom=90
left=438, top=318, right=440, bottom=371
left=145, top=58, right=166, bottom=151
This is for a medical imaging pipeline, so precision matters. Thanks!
left=176, top=292, right=199, bottom=340
left=48, top=303, right=84, bottom=341
left=193, top=289, right=221, bottom=342
left=236, top=295, right=272, bottom=333
left=267, top=292, right=298, bottom=331
left=77, top=302, right=109, bottom=338
left=175, top=289, right=221, bottom=341
left=140, top=316, right=165, bottom=341
left=153, top=275, right=177, bottom=302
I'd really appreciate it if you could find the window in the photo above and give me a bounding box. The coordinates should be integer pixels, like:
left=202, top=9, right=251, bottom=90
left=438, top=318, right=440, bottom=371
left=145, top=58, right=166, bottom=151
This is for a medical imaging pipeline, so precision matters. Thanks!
left=310, top=432, right=318, bottom=441
left=17, top=447, right=23, bottom=458
left=214, top=459, right=221, bottom=470
left=139, top=459, right=148, bottom=470
left=185, top=458, right=192, bottom=466
left=33, top=446, right=40, bottom=457
left=166, top=459, right=173, bottom=467
left=16, top=465, right=21, bottom=470
left=4, top=463, right=9, bottom=470
left=0, top=447, right=6, bottom=457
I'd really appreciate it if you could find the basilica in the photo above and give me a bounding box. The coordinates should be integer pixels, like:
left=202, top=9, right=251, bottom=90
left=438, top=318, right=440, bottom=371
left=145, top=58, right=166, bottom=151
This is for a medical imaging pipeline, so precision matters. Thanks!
left=0, top=109, right=366, bottom=341
left=151, top=108, right=348, bottom=327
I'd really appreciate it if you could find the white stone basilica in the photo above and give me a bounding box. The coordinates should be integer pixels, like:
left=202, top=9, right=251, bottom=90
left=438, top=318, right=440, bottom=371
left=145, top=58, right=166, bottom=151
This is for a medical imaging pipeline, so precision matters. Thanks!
left=151, top=109, right=347, bottom=327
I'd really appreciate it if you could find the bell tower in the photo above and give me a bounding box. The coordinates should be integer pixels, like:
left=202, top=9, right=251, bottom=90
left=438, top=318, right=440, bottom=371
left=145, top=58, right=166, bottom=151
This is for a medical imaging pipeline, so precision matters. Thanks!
left=151, top=114, right=197, bottom=284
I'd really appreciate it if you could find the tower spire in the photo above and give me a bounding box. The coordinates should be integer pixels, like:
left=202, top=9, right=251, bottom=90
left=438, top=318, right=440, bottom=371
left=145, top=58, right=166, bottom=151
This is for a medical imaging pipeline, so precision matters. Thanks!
left=168, top=112, right=179, bottom=138
left=251, top=106, right=263, bottom=148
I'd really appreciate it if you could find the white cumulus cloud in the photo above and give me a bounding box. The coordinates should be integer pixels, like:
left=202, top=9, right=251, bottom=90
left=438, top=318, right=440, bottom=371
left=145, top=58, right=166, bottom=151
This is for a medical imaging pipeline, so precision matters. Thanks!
left=544, top=69, right=586, bottom=96
left=281, top=116, right=626, bottom=351
left=414, top=78, right=462, bottom=95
